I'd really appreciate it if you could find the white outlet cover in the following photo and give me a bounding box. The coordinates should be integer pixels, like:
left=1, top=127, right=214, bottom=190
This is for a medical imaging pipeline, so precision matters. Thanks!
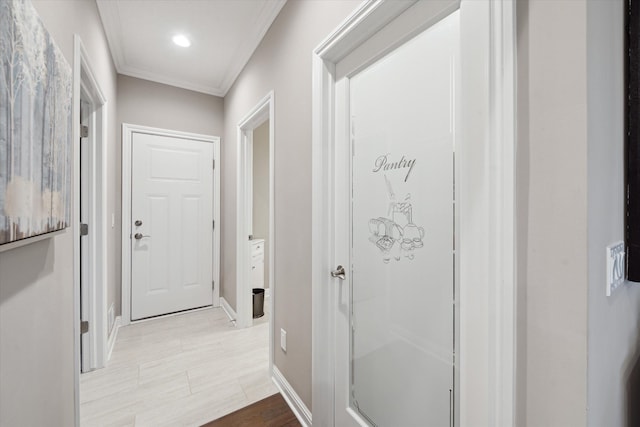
left=606, top=241, right=625, bottom=296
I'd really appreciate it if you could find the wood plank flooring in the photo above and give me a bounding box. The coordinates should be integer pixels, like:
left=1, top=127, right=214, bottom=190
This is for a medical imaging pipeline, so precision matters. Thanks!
left=80, top=305, right=276, bottom=426
left=201, top=393, right=300, bottom=427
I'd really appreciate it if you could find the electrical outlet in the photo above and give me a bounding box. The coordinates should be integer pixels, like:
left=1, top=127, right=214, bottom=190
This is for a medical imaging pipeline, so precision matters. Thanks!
left=280, top=328, right=287, bottom=352
left=606, top=241, right=625, bottom=296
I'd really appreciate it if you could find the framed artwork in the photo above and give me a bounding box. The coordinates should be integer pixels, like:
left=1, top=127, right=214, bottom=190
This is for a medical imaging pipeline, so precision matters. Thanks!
left=0, top=0, right=72, bottom=247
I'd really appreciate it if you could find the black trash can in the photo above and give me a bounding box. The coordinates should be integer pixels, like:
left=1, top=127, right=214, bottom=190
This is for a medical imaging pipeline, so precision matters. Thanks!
left=252, top=288, right=265, bottom=318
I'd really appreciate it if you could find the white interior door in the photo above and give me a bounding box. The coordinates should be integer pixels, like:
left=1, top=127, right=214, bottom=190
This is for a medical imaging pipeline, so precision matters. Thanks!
left=333, top=4, right=459, bottom=426
left=131, top=132, right=213, bottom=320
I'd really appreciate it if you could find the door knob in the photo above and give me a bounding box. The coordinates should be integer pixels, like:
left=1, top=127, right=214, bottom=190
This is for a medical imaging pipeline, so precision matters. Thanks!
left=331, top=265, right=346, bottom=280
left=134, top=233, right=151, bottom=240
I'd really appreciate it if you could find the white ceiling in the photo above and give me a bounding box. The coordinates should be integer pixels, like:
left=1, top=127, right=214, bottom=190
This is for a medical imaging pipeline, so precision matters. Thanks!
left=96, top=0, right=287, bottom=97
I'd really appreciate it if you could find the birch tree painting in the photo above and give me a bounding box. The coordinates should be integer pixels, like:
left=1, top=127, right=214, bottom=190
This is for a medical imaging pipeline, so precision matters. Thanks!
left=0, top=0, right=72, bottom=245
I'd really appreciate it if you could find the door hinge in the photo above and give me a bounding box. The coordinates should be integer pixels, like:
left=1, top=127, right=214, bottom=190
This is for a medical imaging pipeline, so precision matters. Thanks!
left=80, top=125, right=89, bottom=138
left=80, top=223, right=89, bottom=236
left=212, top=220, right=215, bottom=230
left=212, top=159, right=215, bottom=169
left=212, top=280, right=215, bottom=290
left=81, top=320, right=89, bottom=334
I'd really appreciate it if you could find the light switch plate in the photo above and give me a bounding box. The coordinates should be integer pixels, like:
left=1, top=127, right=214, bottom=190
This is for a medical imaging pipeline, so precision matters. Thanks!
left=280, top=328, right=287, bottom=352
left=606, top=241, right=625, bottom=296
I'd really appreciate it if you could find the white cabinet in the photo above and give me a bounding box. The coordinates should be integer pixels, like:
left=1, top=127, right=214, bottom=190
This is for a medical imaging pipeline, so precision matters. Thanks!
left=250, top=239, right=265, bottom=289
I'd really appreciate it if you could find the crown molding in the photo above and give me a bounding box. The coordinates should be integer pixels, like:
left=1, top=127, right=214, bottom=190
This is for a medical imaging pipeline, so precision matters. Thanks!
left=218, top=0, right=286, bottom=94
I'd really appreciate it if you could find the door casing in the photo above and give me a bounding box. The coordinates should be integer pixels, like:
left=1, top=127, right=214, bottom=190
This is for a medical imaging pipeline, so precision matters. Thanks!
left=311, top=0, right=517, bottom=425
left=73, top=34, right=109, bottom=427
left=234, top=93, right=276, bottom=375
left=121, top=124, right=221, bottom=325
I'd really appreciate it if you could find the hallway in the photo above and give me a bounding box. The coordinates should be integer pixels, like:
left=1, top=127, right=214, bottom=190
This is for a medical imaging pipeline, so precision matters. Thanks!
left=80, top=307, right=274, bottom=426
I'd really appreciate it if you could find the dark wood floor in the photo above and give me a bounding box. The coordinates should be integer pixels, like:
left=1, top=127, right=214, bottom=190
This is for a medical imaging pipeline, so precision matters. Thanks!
left=201, top=393, right=301, bottom=427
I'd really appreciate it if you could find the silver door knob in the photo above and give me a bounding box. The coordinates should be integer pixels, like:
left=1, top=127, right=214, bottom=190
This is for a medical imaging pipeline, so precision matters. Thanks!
left=331, top=265, right=346, bottom=280
left=134, top=233, right=151, bottom=240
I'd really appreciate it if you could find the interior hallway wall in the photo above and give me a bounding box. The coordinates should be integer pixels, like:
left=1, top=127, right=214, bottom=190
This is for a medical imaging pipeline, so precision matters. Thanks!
left=221, top=0, right=360, bottom=408
left=117, top=74, right=224, bottom=138
left=0, top=1, right=118, bottom=425
left=517, top=0, right=640, bottom=425
left=517, top=0, right=589, bottom=425
left=252, top=121, right=270, bottom=288
left=586, top=1, right=640, bottom=425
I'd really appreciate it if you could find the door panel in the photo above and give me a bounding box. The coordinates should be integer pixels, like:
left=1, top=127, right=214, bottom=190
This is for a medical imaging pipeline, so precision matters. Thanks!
left=336, top=8, right=458, bottom=427
left=131, top=132, right=213, bottom=320
left=182, top=196, right=201, bottom=286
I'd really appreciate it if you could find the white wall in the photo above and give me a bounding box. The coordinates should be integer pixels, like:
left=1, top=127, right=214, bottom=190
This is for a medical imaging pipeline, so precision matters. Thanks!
left=586, top=1, right=640, bottom=426
left=222, top=0, right=360, bottom=408
left=517, top=1, right=589, bottom=425
left=252, top=121, right=270, bottom=288
left=0, top=1, right=118, bottom=425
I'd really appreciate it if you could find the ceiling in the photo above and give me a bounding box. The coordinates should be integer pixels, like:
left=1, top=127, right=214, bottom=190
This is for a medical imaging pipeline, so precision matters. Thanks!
left=96, top=0, right=287, bottom=97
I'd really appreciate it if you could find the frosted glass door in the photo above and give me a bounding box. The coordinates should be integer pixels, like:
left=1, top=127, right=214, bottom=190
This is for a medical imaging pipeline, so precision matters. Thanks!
left=347, top=11, right=458, bottom=427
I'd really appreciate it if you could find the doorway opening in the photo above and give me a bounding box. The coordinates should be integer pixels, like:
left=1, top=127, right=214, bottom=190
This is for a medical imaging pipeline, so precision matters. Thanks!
left=311, top=0, right=517, bottom=425
left=120, top=124, right=221, bottom=325
left=74, top=36, right=108, bottom=373
left=235, top=92, right=275, bottom=368
left=73, top=34, right=109, bottom=423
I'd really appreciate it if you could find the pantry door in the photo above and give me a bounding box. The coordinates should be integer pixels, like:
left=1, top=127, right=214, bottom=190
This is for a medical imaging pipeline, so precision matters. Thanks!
left=313, top=0, right=517, bottom=426
left=331, top=3, right=458, bottom=426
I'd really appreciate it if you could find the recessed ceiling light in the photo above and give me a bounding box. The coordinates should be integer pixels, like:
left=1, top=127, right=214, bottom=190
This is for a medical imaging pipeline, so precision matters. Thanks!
left=172, top=34, right=191, bottom=48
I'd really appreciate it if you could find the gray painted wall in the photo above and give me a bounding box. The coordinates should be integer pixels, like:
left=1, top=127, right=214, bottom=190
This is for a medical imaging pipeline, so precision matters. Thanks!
left=222, top=0, right=361, bottom=408
left=517, top=1, right=589, bottom=425
left=586, top=1, right=640, bottom=425
left=0, top=1, right=118, bottom=425
left=253, top=121, right=270, bottom=288
left=517, top=0, right=640, bottom=425
left=117, top=74, right=224, bottom=139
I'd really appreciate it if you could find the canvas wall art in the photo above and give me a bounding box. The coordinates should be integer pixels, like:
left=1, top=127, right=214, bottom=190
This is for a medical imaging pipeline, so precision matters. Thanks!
left=0, top=0, right=72, bottom=246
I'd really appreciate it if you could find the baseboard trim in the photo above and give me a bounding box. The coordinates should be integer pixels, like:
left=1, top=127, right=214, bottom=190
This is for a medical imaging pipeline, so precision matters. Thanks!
left=272, top=366, right=312, bottom=427
left=107, top=316, right=121, bottom=361
left=220, top=297, right=237, bottom=322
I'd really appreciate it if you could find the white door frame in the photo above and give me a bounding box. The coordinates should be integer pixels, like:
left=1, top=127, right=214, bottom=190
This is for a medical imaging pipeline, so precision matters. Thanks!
left=121, top=124, right=221, bottom=325
left=234, top=92, right=275, bottom=370
left=72, top=34, right=108, bottom=426
left=311, top=1, right=516, bottom=426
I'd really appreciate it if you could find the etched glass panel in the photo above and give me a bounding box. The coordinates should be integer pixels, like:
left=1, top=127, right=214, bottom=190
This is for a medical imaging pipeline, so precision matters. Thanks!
left=349, top=11, right=458, bottom=427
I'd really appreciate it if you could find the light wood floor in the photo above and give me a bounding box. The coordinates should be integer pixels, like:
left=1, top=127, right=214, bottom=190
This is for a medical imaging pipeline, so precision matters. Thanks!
left=80, top=304, right=275, bottom=427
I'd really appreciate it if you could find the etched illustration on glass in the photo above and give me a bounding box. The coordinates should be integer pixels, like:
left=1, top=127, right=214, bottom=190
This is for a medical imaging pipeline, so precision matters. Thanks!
left=368, top=164, right=424, bottom=263
left=0, top=0, right=73, bottom=245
